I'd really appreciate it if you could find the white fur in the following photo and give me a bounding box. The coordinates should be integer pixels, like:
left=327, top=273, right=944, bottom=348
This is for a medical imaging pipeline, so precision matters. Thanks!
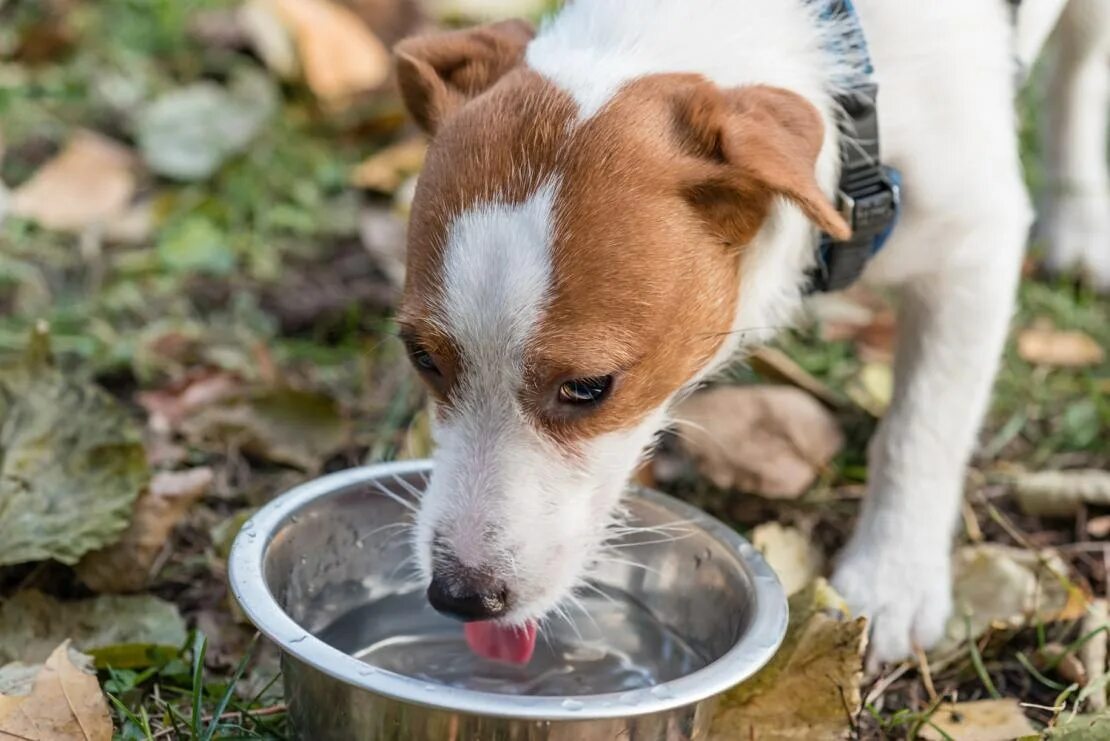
left=418, top=182, right=668, bottom=624
left=1039, top=0, right=1110, bottom=288
left=418, top=0, right=1108, bottom=661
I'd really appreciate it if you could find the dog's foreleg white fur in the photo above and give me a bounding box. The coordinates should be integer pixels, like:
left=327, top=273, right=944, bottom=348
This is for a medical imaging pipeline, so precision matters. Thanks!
left=831, top=238, right=1027, bottom=665
left=1040, top=0, right=1110, bottom=288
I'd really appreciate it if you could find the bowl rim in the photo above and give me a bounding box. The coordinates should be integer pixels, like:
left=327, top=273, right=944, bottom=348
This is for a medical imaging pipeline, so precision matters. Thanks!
left=228, top=460, right=788, bottom=721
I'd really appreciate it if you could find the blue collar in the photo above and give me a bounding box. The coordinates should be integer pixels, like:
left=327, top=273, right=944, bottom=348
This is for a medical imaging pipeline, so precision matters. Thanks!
left=806, top=0, right=902, bottom=293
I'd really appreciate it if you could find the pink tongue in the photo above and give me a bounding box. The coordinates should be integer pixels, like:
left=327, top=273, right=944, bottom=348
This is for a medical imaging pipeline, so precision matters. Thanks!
left=464, top=620, right=538, bottom=665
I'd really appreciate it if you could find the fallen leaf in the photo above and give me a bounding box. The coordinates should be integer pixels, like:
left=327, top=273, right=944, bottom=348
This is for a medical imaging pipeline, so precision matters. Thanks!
left=0, top=590, right=187, bottom=667
left=182, top=388, right=348, bottom=471
left=342, top=0, right=425, bottom=45
left=359, top=205, right=407, bottom=288
left=674, top=385, right=843, bottom=498
left=262, top=0, right=391, bottom=102
left=809, top=285, right=897, bottom=363
left=919, top=699, right=1037, bottom=741
left=351, top=137, right=427, bottom=192
left=425, top=0, right=549, bottom=22
left=1046, top=713, right=1110, bottom=740
left=711, top=579, right=866, bottom=740
left=747, top=346, right=844, bottom=408
left=76, top=467, right=214, bottom=592
left=938, top=544, right=1089, bottom=650
left=137, top=66, right=278, bottom=181
left=1087, top=515, right=1110, bottom=539
left=1011, top=469, right=1110, bottom=516
left=845, top=362, right=893, bottom=416
left=0, top=663, right=40, bottom=696
left=239, top=0, right=299, bottom=78
left=0, top=641, right=112, bottom=741
left=751, top=523, right=825, bottom=596
left=136, top=371, right=242, bottom=434
left=156, top=215, right=236, bottom=274
left=0, top=332, right=149, bottom=566
left=1017, top=324, right=1104, bottom=368
left=9, top=130, right=135, bottom=231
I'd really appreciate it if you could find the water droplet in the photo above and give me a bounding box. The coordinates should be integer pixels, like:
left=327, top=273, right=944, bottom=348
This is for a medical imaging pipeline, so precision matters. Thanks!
left=289, top=634, right=307, bottom=644
left=619, top=691, right=641, bottom=706
left=357, top=666, right=377, bottom=676
left=560, top=699, right=584, bottom=711
left=422, top=684, right=437, bottom=692
left=355, top=540, right=364, bottom=549
left=299, top=556, right=307, bottom=565
left=650, top=685, right=674, bottom=699
left=290, top=515, right=300, bottom=524
left=247, top=531, right=257, bottom=539
left=242, top=520, right=254, bottom=531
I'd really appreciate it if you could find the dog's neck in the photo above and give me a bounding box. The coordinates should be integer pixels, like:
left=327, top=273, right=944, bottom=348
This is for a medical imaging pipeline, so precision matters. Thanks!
left=527, top=0, right=855, bottom=361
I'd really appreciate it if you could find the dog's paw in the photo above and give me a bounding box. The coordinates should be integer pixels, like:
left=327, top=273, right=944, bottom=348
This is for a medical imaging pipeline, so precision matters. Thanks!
left=1041, top=191, right=1110, bottom=290
left=831, top=543, right=952, bottom=670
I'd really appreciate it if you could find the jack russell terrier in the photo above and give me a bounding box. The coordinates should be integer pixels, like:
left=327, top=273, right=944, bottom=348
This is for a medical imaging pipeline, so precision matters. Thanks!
left=390, top=0, right=1110, bottom=666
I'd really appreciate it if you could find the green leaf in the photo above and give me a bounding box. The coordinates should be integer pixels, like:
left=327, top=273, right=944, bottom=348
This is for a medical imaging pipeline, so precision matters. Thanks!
left=156, top=216, right=236, bottom=275
left=1046, top=713, right=1110, bottom=740
left=0, top=336, right=148, bottom=566
left=0, top=590, right=187, bottom=668
left=137, top=66, right=278, bottom=182
left=183, top=388, right=348, bottom=471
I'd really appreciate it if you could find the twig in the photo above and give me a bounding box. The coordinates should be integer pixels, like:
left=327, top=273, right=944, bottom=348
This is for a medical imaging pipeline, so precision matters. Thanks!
left=913, top=644, right=937, bottom=703
left=1079, top=599, right=1108, bottom=712
left=151, top=704, right=286, bottom=739
left=864, top=661, right=912, bottom=706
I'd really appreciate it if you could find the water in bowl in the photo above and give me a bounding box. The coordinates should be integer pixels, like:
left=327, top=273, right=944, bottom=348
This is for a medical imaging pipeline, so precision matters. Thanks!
left=318, top=585, right=708, bottom=696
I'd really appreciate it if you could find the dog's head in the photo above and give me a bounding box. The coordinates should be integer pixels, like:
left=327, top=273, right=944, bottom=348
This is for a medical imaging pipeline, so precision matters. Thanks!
left=393, top=20, right=846, bottom=627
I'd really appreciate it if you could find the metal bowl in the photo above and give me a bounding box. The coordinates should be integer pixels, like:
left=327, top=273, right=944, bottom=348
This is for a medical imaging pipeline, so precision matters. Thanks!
left=228, top=460, right=787, bottom=740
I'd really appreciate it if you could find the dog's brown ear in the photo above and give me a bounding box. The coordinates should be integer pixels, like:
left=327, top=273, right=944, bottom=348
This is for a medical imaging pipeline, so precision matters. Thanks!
left=675, top=82, right=850, bottom=243
left=394, top=19, right=535, bottom=134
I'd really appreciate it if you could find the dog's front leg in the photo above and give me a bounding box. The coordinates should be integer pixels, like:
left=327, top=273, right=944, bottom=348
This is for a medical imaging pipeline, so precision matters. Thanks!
left=831, top=237, right=1027, bottom=666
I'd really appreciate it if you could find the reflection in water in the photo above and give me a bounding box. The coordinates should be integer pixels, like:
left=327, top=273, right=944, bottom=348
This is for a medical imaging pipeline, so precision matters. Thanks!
left=318, top=585, right=708, bottom=696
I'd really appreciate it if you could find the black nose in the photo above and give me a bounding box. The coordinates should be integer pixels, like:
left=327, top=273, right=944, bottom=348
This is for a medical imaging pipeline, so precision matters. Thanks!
left=427, top=570, right=509, bottom=622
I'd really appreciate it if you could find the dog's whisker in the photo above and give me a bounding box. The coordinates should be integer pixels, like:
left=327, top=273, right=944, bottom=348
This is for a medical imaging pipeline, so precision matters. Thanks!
left=368, top=479, right=419, bottom=513
left=389, top=474, right=426, bottom=504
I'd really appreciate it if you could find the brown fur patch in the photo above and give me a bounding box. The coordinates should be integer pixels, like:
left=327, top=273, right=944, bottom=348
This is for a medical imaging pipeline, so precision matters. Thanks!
left=399, top=63, right=840, bottom=442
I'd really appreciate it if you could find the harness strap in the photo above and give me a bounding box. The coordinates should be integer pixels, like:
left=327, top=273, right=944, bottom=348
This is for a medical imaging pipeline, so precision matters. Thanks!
left=806, top=0, right=901, bottom=294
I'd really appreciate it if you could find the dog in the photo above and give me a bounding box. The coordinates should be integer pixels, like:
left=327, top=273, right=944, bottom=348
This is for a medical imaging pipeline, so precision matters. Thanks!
left=390, top=0, right=1110, bottom=665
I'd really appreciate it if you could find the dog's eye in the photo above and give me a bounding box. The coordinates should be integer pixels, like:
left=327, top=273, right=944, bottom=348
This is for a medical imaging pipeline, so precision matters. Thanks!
left=557, top=375, right=613, bottom=405
left=411, top=348, right=440, bottom=375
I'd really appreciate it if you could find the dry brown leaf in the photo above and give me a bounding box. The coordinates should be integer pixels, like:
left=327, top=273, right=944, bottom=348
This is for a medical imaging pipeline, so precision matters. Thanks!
left=1087, top=515, right=1110, bottom=539
left=845, top=362, right=893, bottom=417
left=0, top=641, right=112, bottom=741
left=674, top=385, right=844, bottom=499
left=1036, top=642, right=1089, bottom=687
left=10, top=130, right=136, bottom=232
left=262, top=0, right=391, bottom=102
left=1012, top=469, right=1110, bottom=516
left=751, top=523, right=825, bottom=596
left=350, top=137, right=427, bottom=193
left=919, top=699, right=1037, bottom=741
left=136, top=372, right=242, bottom=434
left=76, top=468, right=213, bottom=592
left=1017, top=324, right=1104, bottom=368
left=939, top=544, right=1089, bottom=650
left=747, top=346, right=843, bottom=408
left=711, top=579, right=866, bottom=740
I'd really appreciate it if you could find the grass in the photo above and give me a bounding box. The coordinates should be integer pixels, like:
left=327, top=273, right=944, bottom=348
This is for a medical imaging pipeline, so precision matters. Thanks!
left=0, top=0, right=1107, bottom=738
left=102, top=631, right=285, bottom=740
